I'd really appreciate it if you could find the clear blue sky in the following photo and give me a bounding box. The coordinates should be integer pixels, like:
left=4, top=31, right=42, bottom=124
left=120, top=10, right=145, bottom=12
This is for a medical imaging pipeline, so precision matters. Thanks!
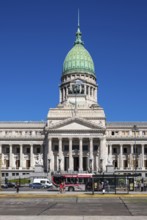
left=0, top=0, right=147, bottom=122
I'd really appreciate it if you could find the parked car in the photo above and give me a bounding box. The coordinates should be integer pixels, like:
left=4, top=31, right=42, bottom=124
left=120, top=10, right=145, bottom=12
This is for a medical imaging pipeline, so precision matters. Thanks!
left=1, top=182, right=15, bottom=188
left=29, top=183, right=43, bottom=189
left=33, top=178, right=52, bottom=188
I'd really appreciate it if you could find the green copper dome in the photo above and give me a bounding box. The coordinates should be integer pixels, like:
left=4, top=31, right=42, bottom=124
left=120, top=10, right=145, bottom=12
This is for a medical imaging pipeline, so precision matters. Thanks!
left=62, top=23, right=95, bottom=76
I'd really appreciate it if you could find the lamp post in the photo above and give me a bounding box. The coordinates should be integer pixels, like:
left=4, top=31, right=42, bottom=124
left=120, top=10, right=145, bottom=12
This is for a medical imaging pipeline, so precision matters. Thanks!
left=132, top=125, right=138, bottom=176
left=58, top=158, right=61, bottom=173
left=48, top=159, right=51, bottom=173
left=89, top=158, right=92, bottom=173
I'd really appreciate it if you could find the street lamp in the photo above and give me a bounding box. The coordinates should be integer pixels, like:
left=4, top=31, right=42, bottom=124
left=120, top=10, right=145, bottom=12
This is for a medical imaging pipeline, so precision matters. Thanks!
left=58, top=158, right=61, bottom=173
left=89, top=158, right=92, bottom=173
left=132, top=125, right=138, bottom=176
left=48, top=158, right=51, bottom=173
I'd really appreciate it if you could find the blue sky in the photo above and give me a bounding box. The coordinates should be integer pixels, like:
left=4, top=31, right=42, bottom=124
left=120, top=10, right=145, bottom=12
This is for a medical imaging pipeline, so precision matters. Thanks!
left=0, top=0, right=147, bottom=122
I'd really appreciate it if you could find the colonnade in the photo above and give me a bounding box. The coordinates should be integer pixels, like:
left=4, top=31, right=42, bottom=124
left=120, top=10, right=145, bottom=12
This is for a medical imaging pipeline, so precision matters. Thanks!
left=108, top=144, right=147, bottom=170
left=60, top=83, right=97, bottom=102
left=47, top=137, right=107, bottom=173
left=0, top=144, right=43, bottom=170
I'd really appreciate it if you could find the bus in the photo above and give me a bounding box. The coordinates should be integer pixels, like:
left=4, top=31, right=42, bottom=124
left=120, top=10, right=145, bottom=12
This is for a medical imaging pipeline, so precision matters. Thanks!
left=52, top=173, right=93, bottom=191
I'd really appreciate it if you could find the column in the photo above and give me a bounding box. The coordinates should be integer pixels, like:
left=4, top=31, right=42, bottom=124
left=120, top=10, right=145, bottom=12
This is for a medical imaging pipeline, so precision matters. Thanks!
left=100, top=136, right=107, bottom=172
left=142, top=144, right=145, bottom=170
left=48, top=138, right=54, bottom=171
left=19, top=144, right=23, bottom=169
left=89, top=138, right=94, bottom=172
left=130, top=144, right=133, bottom=170
left=30, top=144, right=34, bottom=168
left=68, top=138, right=73, bottom=171
left=0, top=144, right=2, bottom=154
left=9, top=144, right=13, bottom=169
left=79, top=138, right=83, bottom=172
left=59, top=138, right=64, bottom=171
left=109, top=144, right=112, bottom=163
left=120, top=144, right=123, bottom=170
left=88, top=86, right=90, bottom=97
left=84, top=84, right=86, bottom=95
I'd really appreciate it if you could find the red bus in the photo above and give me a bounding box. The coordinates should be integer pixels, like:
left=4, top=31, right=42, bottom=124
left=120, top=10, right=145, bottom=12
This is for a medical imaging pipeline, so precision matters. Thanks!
left=52, top=173, right=92, bottom=191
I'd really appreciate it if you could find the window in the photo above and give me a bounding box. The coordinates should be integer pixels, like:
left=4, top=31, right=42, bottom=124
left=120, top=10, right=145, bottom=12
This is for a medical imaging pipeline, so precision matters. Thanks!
left=54, top=145, right=58, bottom=151
left=83, top=145, right=88, bottom=151
left=113, top=148, right=117, bottom=154
left=6, top=148, right=9, bottom=153
left=37, top=148, right=40, bottom=154
left=26, top=148, right=30, bottom=154
left=133, top=147, right=140, bottom=154
left=124, top=160, right=128, bottom=168
left=94, top=145, right=98, bottom=151
left=144, top=148, right=147, bottom=154
left=16, top=148, right=20, bottom=154
left=111, top=131, right=115, bottom=136
left=123, top=148, right=127, bottom=154
left=72, top=145, right=79, bottom=150
left=64, top=145, right=69, bottom=151
left=113, top=160, right=117, bottom=168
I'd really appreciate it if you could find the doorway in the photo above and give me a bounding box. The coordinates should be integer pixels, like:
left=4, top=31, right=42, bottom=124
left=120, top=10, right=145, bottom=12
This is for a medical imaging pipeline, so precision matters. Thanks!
left=74, top=157, right=79, bottom=171
left=83, top=157, right=88, bottom=171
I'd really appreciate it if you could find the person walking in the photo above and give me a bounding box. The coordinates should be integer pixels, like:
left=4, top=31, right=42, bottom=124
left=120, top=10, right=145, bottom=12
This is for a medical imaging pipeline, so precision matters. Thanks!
left=16, top=183, right=19, bottom=193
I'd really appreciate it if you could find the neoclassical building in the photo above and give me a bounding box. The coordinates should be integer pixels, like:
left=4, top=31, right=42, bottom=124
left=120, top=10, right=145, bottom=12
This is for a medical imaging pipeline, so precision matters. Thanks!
left=0, top=22, right=147, bottom=180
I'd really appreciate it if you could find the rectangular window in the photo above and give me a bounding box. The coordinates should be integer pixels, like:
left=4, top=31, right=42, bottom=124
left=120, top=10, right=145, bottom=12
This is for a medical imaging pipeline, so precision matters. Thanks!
left=26, top=160, right=30, bottom=169
left=26, top=148, right=30, bottom=154
left=123, top=148, right=127, bottom=154
left=16, top=148, right=20, bottom=154
left=113, top=160, right=117, bottom=168
left=37, top=148, right=40, bottom=154
left=124, top=160, right=128, bottom=168
left=54, top=145, right=59, bottom=151
left=144, top=148, right=147, bottom=154
left=6, top=148, right=9, bottom=153
left=64, top=145, right=69, bottom=151
left=72, top=145, right=79, bottom=150
left=112, top=148, right=117, bottom=154
left=94, top=145, right=98, bottom=151
left=144, top=160, right=147, bottom=168
left=133, top=147, right=139, bottom=154
left=83, top=145, right=88, bottom=151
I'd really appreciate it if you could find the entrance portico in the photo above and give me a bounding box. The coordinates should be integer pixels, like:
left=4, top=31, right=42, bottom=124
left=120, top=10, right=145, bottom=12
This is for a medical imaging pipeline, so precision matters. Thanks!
left=47, top=135, right=107, bottom=173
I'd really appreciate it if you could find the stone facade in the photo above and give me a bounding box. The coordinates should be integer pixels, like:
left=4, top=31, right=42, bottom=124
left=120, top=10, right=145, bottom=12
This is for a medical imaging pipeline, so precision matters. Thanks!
left=0, top=23, right=147, bottom=180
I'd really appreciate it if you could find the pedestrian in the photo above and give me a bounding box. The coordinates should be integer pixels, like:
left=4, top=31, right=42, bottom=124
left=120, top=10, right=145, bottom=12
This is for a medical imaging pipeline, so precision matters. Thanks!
left=59, top=181, right=63, bottom=193
left=62, top=180, right=65, bottom=193
left=141, top=182, right=144, bottom=192
left=16, top=183, right=19, bottom=193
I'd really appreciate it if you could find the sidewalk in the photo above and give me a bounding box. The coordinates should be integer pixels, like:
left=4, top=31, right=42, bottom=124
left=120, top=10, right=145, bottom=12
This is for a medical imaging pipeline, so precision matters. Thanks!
left=0, top=190, right=147, bottom=198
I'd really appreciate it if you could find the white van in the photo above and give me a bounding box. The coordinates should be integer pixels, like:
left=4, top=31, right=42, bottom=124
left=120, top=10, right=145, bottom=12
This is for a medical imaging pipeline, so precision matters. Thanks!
left=33, top=178, right=52, bottom=188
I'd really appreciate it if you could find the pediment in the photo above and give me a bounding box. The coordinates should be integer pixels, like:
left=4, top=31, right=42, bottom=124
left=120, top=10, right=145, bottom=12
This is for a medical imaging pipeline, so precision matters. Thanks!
left=48, top=117, right=105, bottom=131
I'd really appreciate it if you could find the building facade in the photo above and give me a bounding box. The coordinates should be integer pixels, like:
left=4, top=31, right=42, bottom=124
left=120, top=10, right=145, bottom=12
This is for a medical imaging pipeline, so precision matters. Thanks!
left=0, top=22, right=147, bottom=180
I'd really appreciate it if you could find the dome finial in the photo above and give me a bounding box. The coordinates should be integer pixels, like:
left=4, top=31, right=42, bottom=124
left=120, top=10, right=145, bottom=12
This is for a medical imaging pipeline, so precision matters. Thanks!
left=74, top=9, right=84, bottom=45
